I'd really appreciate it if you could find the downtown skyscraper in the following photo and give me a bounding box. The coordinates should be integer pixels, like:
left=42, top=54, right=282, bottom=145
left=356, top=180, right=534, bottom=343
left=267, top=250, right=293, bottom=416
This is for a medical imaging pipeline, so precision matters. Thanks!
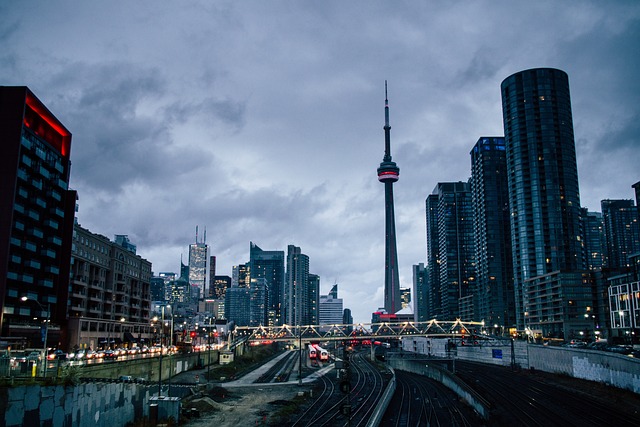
left=188, top=226, right=208, bottom=300
left=501, top=68, right=586, bottom=334
left=425, top=182, right=475, bottom=321
left=284, top=245, right=311, bottom=326
left=412, top=263, right=428, bottom=322
left=470, top=137, right=515, bottom=331
left=0, top=87, right=76, bottom=349
left=249, top=242, right=285, bottom=326
left=601, top=199, right=640, bottom=269
left=377, top=82, right=402, bottom=314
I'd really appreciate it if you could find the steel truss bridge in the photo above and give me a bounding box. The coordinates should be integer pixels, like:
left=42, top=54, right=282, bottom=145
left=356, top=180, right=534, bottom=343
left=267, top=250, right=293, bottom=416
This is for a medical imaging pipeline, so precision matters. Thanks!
left=230, top=319, right=486, bottom=346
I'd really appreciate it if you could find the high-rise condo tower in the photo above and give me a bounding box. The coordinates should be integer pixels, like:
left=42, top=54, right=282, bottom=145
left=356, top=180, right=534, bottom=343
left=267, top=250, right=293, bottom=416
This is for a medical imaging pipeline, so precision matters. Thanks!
left=501, top=68, right=583, bottom=334
left=377, top=82, right=401, bottom=314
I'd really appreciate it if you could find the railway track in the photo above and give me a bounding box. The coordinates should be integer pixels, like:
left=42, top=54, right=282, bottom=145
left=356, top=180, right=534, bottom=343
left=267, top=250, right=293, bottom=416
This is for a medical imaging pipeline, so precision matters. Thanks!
left=292, top=351, right=390, bottom=426
left=382, top=369, right=479, bottom=427
left=455, top=360, right=639, bottom=426
left=254, top=350, right=297, bottom=383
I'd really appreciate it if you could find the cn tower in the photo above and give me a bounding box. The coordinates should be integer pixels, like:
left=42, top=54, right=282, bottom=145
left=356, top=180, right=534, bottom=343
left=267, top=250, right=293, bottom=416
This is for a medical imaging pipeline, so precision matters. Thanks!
left=377, top=81, right=401, bottom=314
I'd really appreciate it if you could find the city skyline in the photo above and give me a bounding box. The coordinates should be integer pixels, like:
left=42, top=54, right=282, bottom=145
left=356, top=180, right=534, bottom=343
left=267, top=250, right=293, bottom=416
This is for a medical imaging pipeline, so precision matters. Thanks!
left=2, top=2, right=638, bottom=323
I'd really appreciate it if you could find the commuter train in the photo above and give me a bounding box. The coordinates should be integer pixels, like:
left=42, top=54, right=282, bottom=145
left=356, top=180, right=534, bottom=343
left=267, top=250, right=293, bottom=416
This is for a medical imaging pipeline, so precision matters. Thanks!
left=308, top=344, right=317, bottom=360
left=316, top=344, right=329, bottom=361
left=308, top=344, right=329, bottom=361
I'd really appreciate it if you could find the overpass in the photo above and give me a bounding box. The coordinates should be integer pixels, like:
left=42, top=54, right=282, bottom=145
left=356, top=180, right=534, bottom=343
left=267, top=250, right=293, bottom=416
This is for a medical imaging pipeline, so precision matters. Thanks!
left=229, top=319, right=486, bottom=346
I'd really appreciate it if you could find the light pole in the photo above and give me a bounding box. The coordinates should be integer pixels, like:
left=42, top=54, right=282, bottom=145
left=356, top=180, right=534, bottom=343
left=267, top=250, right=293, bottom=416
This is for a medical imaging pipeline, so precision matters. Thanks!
left=208, top=317, right=212, bottom=381
left=158, top=305, right=165, bottom=396
left=298, top=326, right=302, bottom=386
left=167, top=305, right=173, bottom=397
left=21, top=296, right=49, bottom=378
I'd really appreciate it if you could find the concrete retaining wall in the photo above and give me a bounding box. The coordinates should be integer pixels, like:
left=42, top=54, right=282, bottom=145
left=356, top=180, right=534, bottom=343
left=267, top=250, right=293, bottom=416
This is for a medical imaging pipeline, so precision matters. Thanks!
left=0, top=382, right=152, bottom=427
left=401, top=337, right=640, bottom=394
left=0, top=352, right=222, bottom=426
left=388, top=358, right=490, bottom=420
left=527, top=346, right=640, bottom=393
left=79, top=351, right=219, bottom=381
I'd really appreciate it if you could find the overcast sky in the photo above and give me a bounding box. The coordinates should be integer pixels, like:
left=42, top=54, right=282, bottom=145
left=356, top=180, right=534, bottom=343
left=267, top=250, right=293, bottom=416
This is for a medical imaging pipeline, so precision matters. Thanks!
left=2, top=1, right=639, bottom=323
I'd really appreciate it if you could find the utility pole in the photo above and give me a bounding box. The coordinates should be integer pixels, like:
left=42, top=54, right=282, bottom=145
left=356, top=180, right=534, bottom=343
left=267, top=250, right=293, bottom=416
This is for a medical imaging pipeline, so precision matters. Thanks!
left=21, top=297, right=49, bottom=378
left=158, top=306, right=164, bottom=396
left=298, top=327, right=302, bottom=386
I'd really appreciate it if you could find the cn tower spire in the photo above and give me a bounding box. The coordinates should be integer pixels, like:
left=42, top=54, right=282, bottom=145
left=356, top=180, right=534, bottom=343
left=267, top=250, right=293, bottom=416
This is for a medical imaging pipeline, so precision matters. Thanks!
left=384, top=81, right=391, bottom=161
left=377, top=81, right=401, bottom=314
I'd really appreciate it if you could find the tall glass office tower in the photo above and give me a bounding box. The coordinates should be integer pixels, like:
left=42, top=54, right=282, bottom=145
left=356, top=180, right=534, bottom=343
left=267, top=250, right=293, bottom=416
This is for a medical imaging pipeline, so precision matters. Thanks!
left=601, top=199, right=640, bottom=269
left=425, top=182, right=475, bottom=321
left=188, top=240, right=207, bottom=300
left=284, top=245, right=310, bottom=326
left=470, top=137, right=514, bottom=331
left=501, top=68, right=583, bottom=332
left=250, top=242, right=285, bottom=326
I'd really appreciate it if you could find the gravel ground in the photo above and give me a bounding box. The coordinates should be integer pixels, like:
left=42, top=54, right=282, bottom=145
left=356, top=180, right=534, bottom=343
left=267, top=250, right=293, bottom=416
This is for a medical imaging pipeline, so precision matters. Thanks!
left=184, top=385, right=307, bottom=427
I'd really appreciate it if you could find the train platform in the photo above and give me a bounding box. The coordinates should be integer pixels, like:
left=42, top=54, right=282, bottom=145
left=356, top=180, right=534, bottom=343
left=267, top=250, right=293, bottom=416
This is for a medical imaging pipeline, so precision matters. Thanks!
left=170, top=350, right=334, bottom=387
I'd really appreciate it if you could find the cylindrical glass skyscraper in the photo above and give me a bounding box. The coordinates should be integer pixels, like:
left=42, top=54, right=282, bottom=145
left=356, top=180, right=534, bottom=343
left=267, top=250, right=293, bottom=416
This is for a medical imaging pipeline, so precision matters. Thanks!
left=501, top=68, right=583, bottom=331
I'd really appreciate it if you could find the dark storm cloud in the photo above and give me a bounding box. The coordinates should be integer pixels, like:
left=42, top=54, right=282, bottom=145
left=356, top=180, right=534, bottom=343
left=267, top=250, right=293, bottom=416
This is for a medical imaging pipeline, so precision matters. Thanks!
left=163, top=97, right=246, bottom=131
left=44, top=61, right=248, bottom=194
left=550, top=10, right=640, bottom=209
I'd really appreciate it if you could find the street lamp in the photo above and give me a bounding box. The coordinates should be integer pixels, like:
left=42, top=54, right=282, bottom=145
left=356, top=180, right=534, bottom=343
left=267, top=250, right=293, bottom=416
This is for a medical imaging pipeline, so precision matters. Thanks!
left=157, top=304, right=174, bottom=397
left=166, top=304, right=174, bottom=397
left=158, top=305, right=165, bottom=396
left=21, top=296, right=50, bottom=377
left=207, top=318, right=212, bottom=381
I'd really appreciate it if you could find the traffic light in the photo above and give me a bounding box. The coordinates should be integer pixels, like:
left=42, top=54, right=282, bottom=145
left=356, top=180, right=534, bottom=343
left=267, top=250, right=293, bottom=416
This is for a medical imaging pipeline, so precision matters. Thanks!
left=190, top=331, right=196, bottom=338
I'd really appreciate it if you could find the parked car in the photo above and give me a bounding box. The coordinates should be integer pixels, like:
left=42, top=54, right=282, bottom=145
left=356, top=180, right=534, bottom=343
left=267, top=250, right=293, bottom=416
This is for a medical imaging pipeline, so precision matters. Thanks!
left=27, top=351, right=42, bottom=361
left=103, top=350, right=117, bottom=359
left=118, top=375, right=133, bottom=382
left=13, top=353, right=27, bottom=363
left=48, top=349, right=67, bottom=360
